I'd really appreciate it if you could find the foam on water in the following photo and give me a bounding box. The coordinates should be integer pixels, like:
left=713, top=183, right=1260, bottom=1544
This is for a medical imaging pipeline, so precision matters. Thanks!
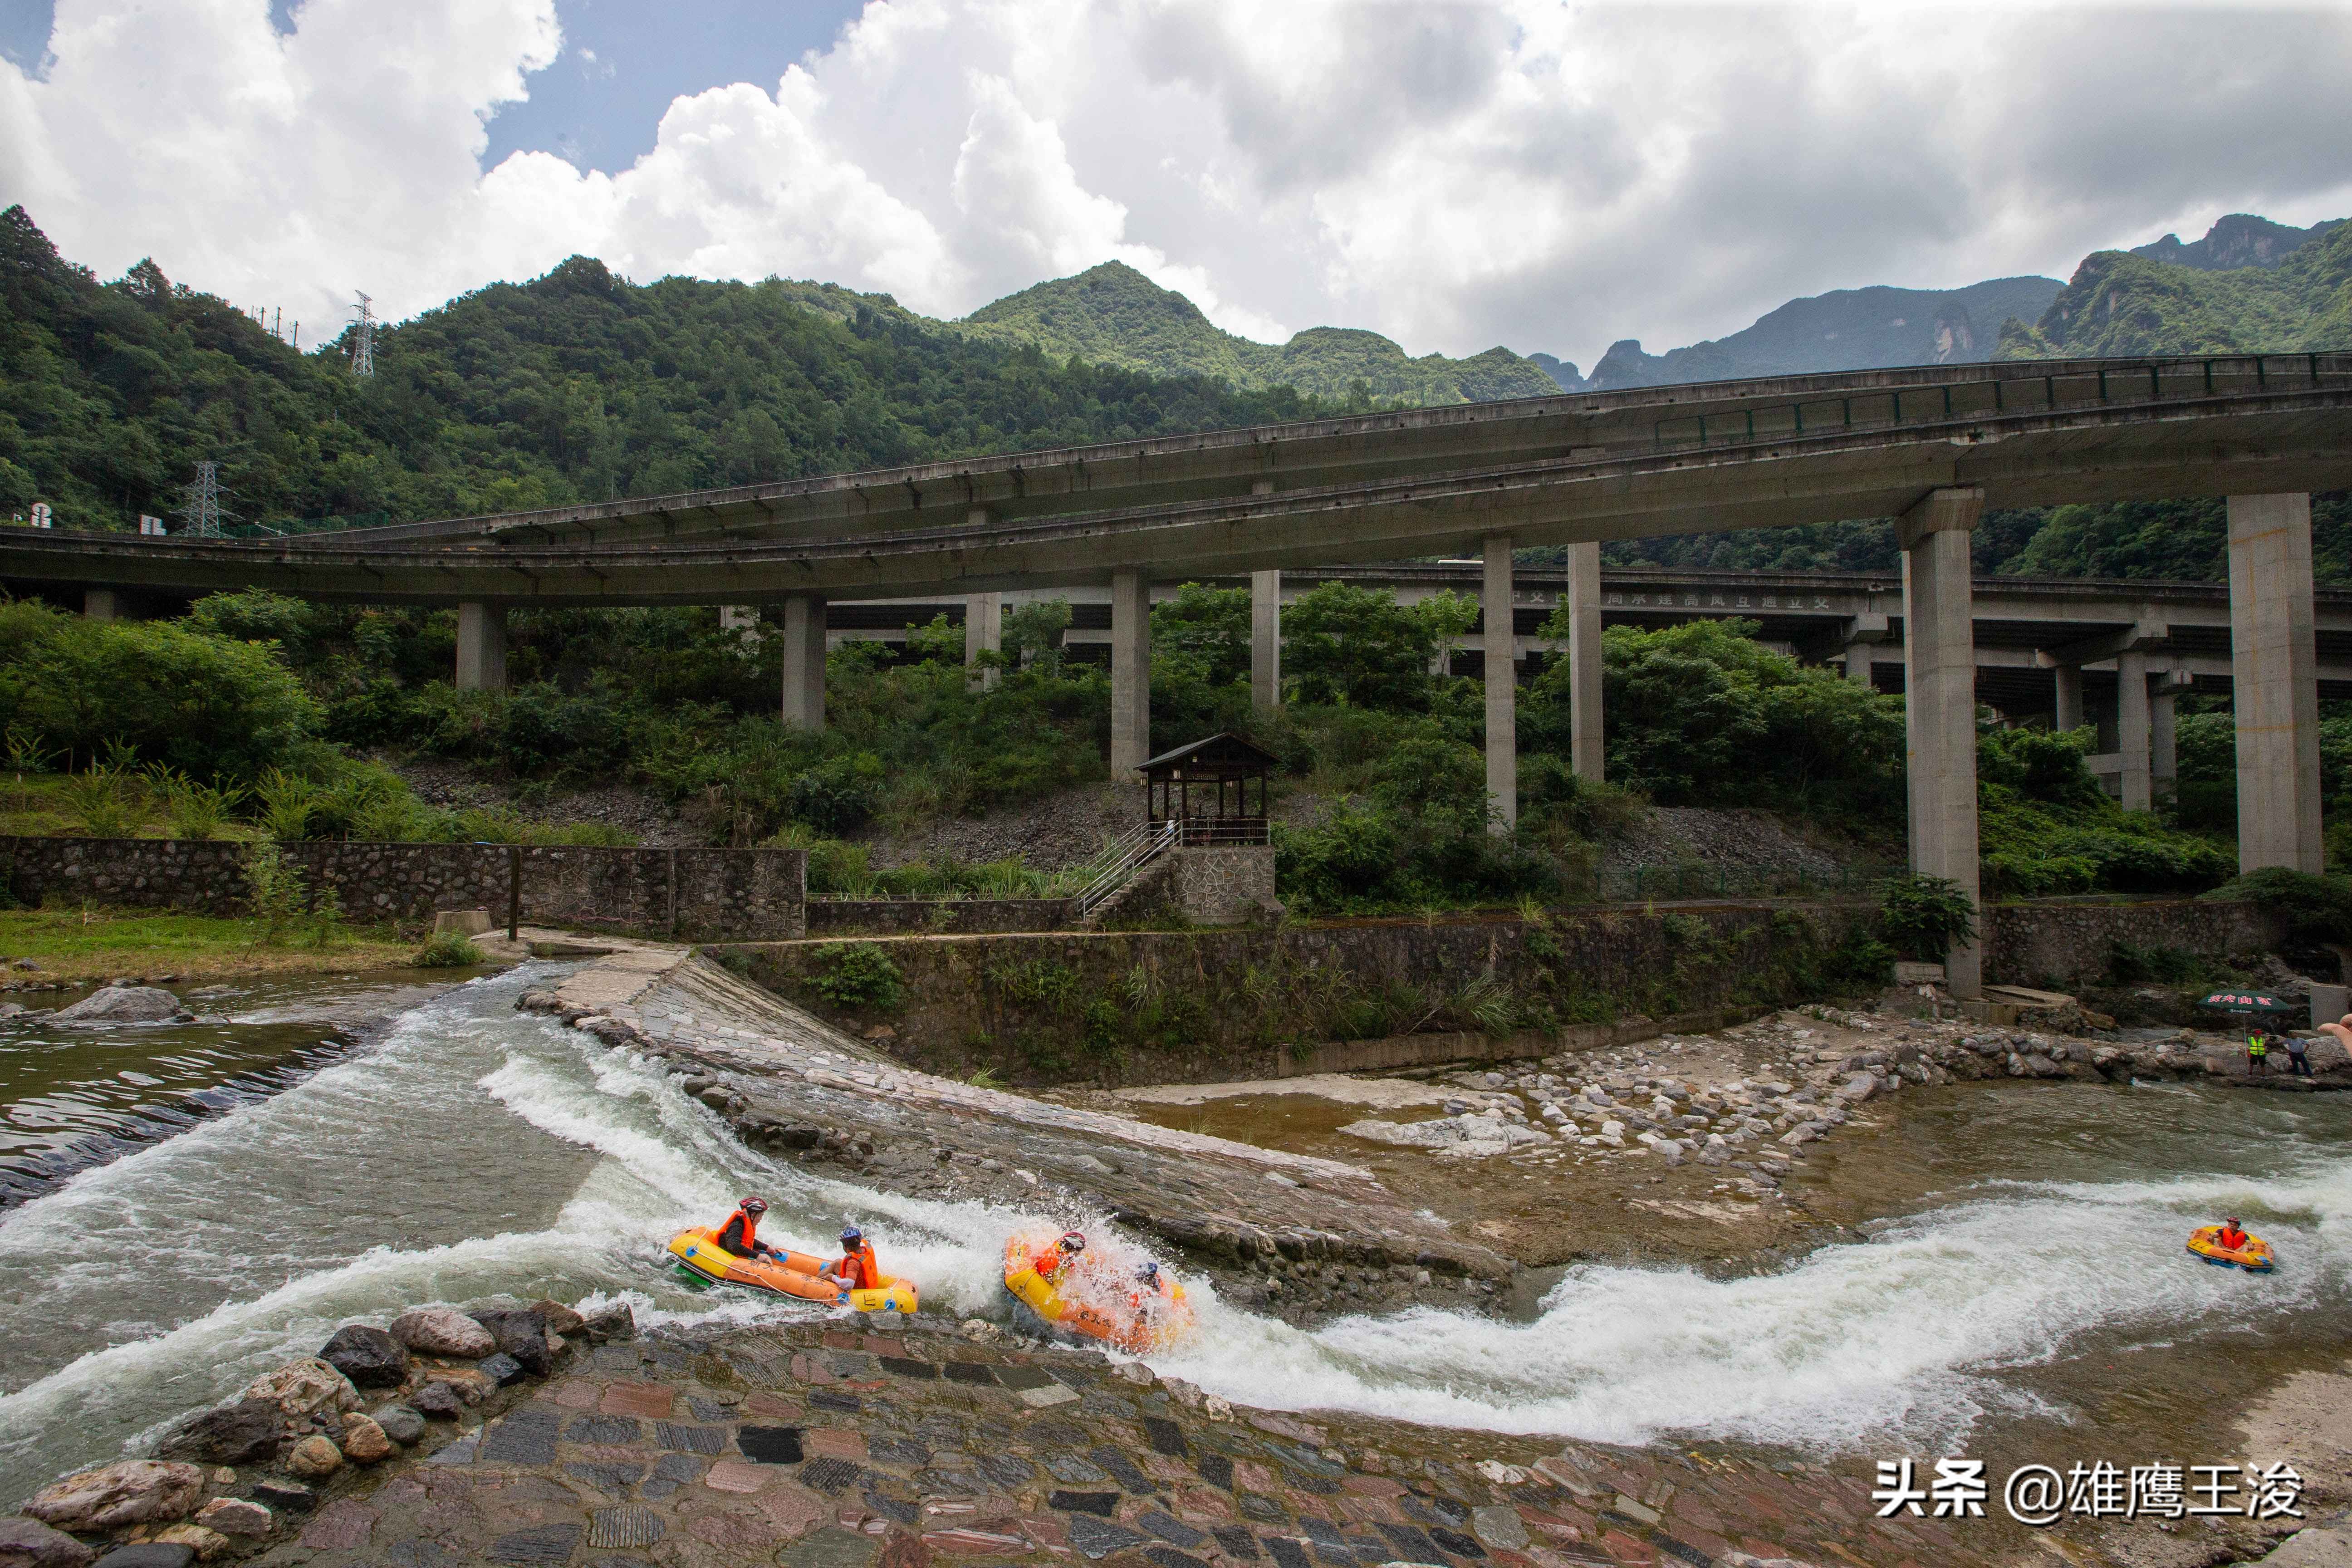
left=1152, top=1137, right=2352, bottom=1453
left=7, top=970, right=2352, bottom=1499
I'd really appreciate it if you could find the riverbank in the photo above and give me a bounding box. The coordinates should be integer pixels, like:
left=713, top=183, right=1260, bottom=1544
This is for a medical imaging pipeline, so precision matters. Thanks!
left=0, top=908, right=439, bottom=986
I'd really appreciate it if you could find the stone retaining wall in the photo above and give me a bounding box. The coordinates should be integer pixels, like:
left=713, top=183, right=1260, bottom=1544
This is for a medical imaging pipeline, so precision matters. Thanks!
left=1984, top=897, right=2281, bottom=986
left=732, top=902, right=1877, bottom=1085
left=736, top=896, right=2285, bottom=1086
left=806, top=897, right=1077, bottom=935
left=0, top=835, right=806, bottom=941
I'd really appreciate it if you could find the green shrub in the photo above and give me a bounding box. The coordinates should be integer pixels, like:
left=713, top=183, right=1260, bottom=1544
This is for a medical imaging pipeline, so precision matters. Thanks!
left=60, top=765, right=137, bottom=838
left=243, top=841, right=309, bottom=943
left=1877, top=873, right=1979, bottom=962
left=810, top=942, right=906, bottom=1009
left=0, top=602, right=322, bottom=782
left=2204, top=867, right=2352, bottom=944
left=413, top=929, right=486, bottom=967
left=162, top=774, right=243, bottom=841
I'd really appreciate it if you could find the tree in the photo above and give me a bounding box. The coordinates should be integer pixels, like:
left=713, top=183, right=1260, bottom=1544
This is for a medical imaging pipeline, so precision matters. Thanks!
left=1282, top=582, right=1432, bottom=709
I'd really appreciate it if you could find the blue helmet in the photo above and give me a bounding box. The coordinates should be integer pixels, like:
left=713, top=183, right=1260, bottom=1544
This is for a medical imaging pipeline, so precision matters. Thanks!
left=841, top=1225, right=864, bottom=1246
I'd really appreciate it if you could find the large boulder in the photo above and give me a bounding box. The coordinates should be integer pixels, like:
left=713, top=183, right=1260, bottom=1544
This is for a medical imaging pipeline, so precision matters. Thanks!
left=387, top=1308, right=494, bottom=1360
left=528, top=1300, right=585, bottom=1337
left=0, top=1517, right=98, bottom=1568
left=466, top=1309, right=552, bottom=1376
left=155, top=1400, right=281, bottom=1466
left=48, top=987, right=188, bottom=1026
left=578, top=1303, right=634, bottom=1343
left=23, top=1461, right=205, bottom=1532
left=240, top=1359, right=357, bottom=1416
left=317, top=1326, right=408, bottom=1389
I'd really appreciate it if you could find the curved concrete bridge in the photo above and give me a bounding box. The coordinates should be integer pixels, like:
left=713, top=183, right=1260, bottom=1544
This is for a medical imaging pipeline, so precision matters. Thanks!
left=8, top=353, right=2350, bottom=996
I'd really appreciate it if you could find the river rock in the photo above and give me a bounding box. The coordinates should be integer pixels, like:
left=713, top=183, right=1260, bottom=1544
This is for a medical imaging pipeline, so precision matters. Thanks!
left=528, top=1299, right=585, bottom=1337
left=338, top=1416, right=392, bottom=1464
left=369, top=1405, right=424, bottom=1445
left=578, top=1303, right=635, bottom=1343
left=24, top=1461, right=206, bottom=1532
left=88, top=1548, right=192, bottom=1568
left=240, top=1359, right=358, bottom=1416
left=318, top=1325, right=408, bottom=1389
left=47, top=986, right=187, bottom=1026
left=191, top=1499, right=273, bottom=1539
left=387, top=1307, right=495, bottom=1359
left=282, top=1436, right=342, bottom=1479
left=476, top=1352, right=526, bottom=1387
left=149, top=1526, right=226, bottom=1562
left=156, top=1400, right=281, bottom=1465
left=0, top=1515, right=98, bottom=1568
left=411, top=1383, right=463, bottom=1419
left=467, top=1309, right=552, bottom=1375
left=246, top=1483, right=312, bottom=1515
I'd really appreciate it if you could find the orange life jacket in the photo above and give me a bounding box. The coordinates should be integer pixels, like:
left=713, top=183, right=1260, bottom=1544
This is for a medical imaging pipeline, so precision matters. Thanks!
left=718, top=1209, right=760, bottom=1257
left=1031, top=1247, right=1066, bottom=1279
left=838, top=1241, right=880, bottom=1290
left=2219, top=1228, right=2249, bottom=1250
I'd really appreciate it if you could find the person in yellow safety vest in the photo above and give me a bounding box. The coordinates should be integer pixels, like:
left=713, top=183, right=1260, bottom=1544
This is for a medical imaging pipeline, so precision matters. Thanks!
left=2247, top=1029, right=2270, bottom=1075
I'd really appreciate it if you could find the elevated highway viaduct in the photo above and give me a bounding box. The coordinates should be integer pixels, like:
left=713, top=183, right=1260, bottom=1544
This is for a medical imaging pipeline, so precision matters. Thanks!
left=6, top=352, right=2351, bottom=995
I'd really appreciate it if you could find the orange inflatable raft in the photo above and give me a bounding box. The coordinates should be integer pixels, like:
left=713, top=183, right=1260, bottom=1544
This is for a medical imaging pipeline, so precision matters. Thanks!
left=2186, top=1225, right=2275, bottom=1273
left=1002, top=1232, right=1194, bottom=1352
left=667, top=1227, right=919, bottom=1313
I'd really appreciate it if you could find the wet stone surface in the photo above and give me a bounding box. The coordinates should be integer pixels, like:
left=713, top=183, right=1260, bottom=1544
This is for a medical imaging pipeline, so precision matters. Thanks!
left=201, top=1320, right=2044, bottom=1568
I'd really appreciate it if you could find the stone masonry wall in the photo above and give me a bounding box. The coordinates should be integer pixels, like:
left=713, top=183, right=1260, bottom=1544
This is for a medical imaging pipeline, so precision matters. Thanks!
left=735, top=902, right=1876, bottom=1085
left=0, top=835, right=806, bottom=941
left=1174, top=845, right=1280, bottom=925
left=1985, top=897, right=2282, bottom=987
left=739, top=896, right=2283, bottom=1086
left=806, top=897, right=1078, bottom=936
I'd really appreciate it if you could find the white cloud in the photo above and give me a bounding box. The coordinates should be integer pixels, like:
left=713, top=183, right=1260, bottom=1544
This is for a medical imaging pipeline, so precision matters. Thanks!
left=3, top=0, right=2350, bottom=372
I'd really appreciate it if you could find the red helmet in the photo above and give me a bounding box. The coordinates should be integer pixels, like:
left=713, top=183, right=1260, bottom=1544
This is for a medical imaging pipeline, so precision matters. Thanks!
left=740, top=1197, right=769, bottom=1215
left=1058, top=1230, right=1087, bottom=1253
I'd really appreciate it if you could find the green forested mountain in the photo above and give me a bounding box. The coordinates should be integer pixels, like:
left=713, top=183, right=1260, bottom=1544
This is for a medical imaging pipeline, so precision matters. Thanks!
left=1998, top=218, right=2352, bottom=359
left=959, top=262, right=1559, bottom=404
left=0, top=209, right=1334, bottom=532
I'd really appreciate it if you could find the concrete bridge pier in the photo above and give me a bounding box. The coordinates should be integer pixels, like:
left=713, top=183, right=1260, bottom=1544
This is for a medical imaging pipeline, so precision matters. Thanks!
left=1111, top=568, right=1151, bottom=777
left=781, top=593, right=826, bottom=731
left=1484, top=533, right=1517, bottom=831
left=82, top=588, right=122, bottom=621
left=1251, top=570, right=1282, bottom=713
left=2052, top=664, right=2083, bottom=732
left=455, top=602, right=507, bottom=692
left=2151, top=666, right=2192, bottom=798
left=964, top=593, right=1002, bottom=690
left=2116, top=649, right=2152, bottom=811
left=1899, top=487, right=1984, bottom=999
left=2229, top=492, right=2322, bottom=872
left=1840, top=614, right=1889, bottom=691
left=1564, top=541, right=1604, bottom=781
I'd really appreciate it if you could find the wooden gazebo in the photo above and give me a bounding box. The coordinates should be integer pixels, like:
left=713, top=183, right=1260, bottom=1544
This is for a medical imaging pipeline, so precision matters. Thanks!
left=1138, top=733, right=1277, bottom=845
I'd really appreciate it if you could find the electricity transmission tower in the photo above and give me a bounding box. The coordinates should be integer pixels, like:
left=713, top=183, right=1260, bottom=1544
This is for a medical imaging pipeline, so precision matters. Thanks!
left=178, top=462, right=229, bottom=537
left=350, top=291, right=376, bottom=377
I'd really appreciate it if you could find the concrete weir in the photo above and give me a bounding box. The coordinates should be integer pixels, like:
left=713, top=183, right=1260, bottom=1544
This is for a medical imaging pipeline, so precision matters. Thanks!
left=528, top=946, right=1511, bottom=1296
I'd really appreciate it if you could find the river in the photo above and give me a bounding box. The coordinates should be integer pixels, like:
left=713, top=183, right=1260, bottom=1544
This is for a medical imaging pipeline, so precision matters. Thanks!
left=3, top=966, right=2347, bottom=1507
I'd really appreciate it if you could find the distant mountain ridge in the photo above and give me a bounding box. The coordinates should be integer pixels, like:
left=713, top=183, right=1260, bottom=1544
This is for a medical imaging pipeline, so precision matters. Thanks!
left=2128, top=213, right=2343, bottom=272
left=1538, top=277, right=2060, bottom=393
left=956, top=262, right=1559, bottom=405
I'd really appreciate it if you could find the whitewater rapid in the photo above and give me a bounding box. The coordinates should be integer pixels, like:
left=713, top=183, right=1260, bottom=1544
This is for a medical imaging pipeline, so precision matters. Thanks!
left=3, top=966, right=2348, bottom=1503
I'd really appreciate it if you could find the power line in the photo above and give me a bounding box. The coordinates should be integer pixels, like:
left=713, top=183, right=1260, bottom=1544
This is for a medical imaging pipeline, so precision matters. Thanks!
left=350, top=290, right=376, bottom=377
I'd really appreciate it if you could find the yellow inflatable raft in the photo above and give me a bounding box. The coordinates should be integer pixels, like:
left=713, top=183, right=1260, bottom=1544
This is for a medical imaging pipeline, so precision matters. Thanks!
left=2187, top=1225, right=2275, bottom=1273
left=1002, top=1233, right=1194, bottom=1352
left=667, top=1227, right=919, bottom=1313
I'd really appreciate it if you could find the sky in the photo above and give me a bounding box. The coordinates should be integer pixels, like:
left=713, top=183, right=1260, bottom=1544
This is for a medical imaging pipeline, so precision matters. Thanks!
left=2, top=0, right=2349, bottom=373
